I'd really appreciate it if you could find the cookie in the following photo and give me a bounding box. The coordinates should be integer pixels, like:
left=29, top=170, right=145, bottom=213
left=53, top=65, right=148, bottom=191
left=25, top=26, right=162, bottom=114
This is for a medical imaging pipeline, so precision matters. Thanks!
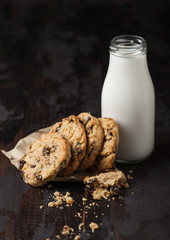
left=96, top=117, right=119, bottom=171
left=20, top=132, right=71, bottom=187
left=77, top=112, right=104, bottom=171
left=50, top=115, right=87, bottom=176
left=84, top=169, right=127, bottom=200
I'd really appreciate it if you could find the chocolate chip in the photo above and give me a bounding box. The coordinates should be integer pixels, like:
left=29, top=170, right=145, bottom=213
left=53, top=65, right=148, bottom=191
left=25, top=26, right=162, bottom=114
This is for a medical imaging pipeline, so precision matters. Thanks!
left=84, top=186, right=94, bottom=198
left=88, top=177, right=97, bottom=184
left=19, top=159, right=26, bottom=169
left=86, top=127, right=92, bottom=133
left=86, top=116, right=91, bottom=122
left=37, top=175, right=43, bottom=181
left=90, top=143, right=97, bottom=151
left=77, top=148, right=82, bottom=156
left=42, top=147, right=51, bottom=156
left=85, top=186, right=94, bottom=194
left=75, top=143, right=82, bottom=156
left=66, top=117, right=73, bottom=122
left=111, top=184, right=121, bottom=195
left=55, top=127, right=60, bottom=132
left=30, top=164, right=36, bottom=168
left=61, top=160, right=66, bottom=168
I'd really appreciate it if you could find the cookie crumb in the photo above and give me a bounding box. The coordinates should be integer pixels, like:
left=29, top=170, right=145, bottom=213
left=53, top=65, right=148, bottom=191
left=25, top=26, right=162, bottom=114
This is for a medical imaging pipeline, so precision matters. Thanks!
left=127, top=174, right=133, bottom=180
left=66, top=196, right=74, bottom=204
left=78, top=223, right=84, bottom=230
left=47, top=184, right=52, bottom=188
left=124, top=182, right=129, bottom=188
left=74, top=235, right=80, bottom=240
left=56, top=236, right=60, bottom=239
left=89, top=222, right=99, bottom=232
left=77, top=212, right=81, bottom=218
left=62, top=225, right=74, bottom=235
left=48, top=202, right=56, bottom=207
left=40, top=205, right=44, bottom=209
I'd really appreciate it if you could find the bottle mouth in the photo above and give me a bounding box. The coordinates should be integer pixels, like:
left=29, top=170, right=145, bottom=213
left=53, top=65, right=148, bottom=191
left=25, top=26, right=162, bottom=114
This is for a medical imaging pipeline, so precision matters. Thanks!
left=109, top=35, right=147, bottom=57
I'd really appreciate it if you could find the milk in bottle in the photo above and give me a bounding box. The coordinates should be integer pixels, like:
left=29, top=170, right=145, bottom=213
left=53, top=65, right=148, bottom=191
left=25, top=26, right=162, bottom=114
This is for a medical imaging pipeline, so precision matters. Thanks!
left=101, top=35, right=155, bottom=163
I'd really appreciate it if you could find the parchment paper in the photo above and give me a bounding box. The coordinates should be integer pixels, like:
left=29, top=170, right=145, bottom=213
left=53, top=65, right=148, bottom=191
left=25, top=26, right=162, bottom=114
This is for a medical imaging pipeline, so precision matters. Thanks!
left=1, top=126, right=93, bottom=182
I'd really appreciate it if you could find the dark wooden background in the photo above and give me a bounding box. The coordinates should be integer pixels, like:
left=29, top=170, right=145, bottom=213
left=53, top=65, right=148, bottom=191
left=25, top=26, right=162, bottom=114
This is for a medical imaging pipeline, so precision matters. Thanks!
left=0, top=0, right=170, bottom=239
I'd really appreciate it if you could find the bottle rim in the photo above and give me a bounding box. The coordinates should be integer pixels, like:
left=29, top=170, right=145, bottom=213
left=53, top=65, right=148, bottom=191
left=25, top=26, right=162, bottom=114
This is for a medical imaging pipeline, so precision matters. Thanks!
left=109, top=35, right=147, bottom=57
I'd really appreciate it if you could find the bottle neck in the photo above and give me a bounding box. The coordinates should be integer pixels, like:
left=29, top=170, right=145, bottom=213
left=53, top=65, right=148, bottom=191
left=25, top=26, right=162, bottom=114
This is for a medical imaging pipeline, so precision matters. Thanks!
left=108, top=51, right=149, bottom=75
left=109, top=35, right=147, bottom=57
left=109, top=51, right=147, bottom=64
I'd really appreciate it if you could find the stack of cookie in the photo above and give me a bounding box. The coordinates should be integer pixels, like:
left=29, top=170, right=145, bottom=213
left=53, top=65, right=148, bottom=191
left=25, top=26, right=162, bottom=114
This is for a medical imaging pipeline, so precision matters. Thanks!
left=20, top=113, right=119, bottom=187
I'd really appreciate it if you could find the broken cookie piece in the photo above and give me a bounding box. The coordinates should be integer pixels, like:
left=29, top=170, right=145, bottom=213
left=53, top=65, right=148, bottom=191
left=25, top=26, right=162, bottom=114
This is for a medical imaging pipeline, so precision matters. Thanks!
left=89, top=222, right=99, bottom=232
left=62, top=225, right=74, bottom=235
left=84, top=169, right=127, bottom=200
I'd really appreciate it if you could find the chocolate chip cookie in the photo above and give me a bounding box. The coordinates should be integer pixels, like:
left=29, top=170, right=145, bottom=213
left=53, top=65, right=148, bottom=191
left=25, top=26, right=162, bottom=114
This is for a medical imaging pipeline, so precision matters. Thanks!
left=96, top=117, right=119, bottom=171
left=77, top=112, right=104, bottom=171
left=84, top=169, right=127, bottom=200
left=50, top=115, right=87, bottom=176
left=20, top=132, right=71, bottom=187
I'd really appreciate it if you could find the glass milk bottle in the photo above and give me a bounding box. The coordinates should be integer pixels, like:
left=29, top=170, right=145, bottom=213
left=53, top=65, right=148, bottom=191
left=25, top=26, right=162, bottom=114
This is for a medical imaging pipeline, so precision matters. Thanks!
left=101, top=35, right=155, bottom=163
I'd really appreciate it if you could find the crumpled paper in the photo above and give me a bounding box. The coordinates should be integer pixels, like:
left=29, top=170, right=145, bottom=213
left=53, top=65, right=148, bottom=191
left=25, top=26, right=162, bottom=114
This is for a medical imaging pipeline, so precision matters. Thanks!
left=1, top=126, right=92, bottom=182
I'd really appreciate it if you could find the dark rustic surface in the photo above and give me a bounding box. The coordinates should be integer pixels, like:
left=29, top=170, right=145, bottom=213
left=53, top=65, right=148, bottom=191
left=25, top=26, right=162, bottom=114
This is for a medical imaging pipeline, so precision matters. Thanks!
left=0, top=0, right=170, bottom=240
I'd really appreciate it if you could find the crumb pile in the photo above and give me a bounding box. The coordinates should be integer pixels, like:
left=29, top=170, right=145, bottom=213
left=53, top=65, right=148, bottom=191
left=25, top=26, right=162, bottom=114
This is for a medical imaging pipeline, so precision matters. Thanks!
left=43, top=168, right=133, bottom=240
left=48, top=191, right=74, bottom=208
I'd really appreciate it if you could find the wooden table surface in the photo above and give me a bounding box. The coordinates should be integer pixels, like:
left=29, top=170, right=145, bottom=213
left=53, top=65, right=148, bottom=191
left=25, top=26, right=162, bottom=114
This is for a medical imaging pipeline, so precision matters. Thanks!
left=0, top=0, right=170, bottom=239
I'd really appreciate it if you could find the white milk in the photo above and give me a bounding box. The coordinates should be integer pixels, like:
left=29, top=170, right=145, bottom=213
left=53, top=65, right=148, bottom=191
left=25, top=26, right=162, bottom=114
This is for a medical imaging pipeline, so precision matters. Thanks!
left=101, top=35, right=155, bottom=163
